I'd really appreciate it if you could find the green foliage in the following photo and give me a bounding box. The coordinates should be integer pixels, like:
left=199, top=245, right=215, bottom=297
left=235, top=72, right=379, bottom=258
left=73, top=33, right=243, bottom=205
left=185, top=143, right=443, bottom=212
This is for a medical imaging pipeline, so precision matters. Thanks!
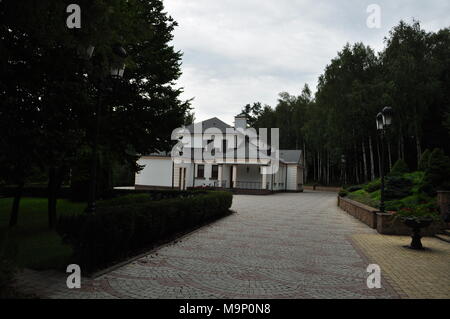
left=0, top=0, right=191, bottom=227
left=389, top=159, right=409, bottom=176
left=364, top=179, right=381, bottom=193
left=420, top=148, right=450, bottom=196
left=346, top=185, right=363, bottom=192
left=245, top=21, right=450, bottom=186
left=347, top=190, right=380, bottom=208
left=418, top=149, right=431, bottom=171
left=384, top=175, right=413, bottom=201
left=338, top=189, right=349, bottom=197
left=57, top=191, right=233, bottom=272
left=395, top=205, right=440, bottom=221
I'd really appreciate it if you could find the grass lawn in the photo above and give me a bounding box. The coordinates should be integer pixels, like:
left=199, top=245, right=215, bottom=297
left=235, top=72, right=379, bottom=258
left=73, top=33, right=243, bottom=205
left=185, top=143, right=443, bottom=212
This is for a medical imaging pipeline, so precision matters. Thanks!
left=0, top=197, right=85, bottom=270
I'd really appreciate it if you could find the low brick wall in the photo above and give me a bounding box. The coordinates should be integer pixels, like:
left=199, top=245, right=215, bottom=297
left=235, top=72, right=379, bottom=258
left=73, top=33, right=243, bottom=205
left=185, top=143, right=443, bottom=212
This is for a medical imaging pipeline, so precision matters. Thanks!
left=376, top=212, right=444, bottom=236
left=338, top=196, right=445, bottom=235
left=337, top=196, right=378, bottom=228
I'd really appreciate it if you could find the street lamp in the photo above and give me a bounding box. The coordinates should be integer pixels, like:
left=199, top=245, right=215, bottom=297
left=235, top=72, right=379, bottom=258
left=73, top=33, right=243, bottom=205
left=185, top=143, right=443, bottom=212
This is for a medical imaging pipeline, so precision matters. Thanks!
left=85, top=45, right=127, bottom=214
left=376, top=106, right=393, bottom=213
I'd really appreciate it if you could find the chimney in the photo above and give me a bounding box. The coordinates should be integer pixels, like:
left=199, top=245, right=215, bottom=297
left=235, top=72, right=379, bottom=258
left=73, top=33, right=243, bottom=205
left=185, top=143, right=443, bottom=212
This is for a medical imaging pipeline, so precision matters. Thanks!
left=234, top=113, right=247, bottom=129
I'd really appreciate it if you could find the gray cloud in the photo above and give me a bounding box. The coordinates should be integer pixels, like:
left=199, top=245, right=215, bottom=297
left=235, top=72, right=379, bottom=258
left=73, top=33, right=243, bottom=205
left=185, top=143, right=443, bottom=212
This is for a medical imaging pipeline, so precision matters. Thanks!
left=164, top=0, right=450, bottom=124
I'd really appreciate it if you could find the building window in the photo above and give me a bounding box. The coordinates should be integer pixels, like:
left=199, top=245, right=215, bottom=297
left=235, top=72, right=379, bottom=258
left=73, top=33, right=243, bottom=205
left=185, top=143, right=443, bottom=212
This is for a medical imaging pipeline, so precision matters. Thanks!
left=211, top=165, right=219, bottom=180
left=197, top=164, right=205, bottom=178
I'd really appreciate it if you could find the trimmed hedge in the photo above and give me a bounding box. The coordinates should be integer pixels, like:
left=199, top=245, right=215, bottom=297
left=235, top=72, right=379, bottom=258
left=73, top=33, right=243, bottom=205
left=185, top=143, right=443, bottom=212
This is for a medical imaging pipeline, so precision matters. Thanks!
left=57, top=190, right=233, bottom=272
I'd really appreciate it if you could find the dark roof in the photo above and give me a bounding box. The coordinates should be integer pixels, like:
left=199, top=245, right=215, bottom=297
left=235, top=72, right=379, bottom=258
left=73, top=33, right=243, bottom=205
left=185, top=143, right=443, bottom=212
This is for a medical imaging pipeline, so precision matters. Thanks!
left=279, top=150, right=302, bottom=164
left=185, top=117, right=232, bottom=133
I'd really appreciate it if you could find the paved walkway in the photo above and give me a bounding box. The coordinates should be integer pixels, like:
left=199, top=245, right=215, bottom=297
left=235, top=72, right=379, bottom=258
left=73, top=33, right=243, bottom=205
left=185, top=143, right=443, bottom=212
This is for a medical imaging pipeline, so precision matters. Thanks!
left=352, top=234, right=450, bottom=299
left=16, top=192, right=399, bottom=298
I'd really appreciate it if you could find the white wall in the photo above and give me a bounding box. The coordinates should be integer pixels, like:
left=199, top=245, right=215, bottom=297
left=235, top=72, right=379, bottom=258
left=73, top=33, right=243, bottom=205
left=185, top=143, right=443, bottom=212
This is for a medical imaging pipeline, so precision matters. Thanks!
left=286, top=165, right=298, bottom=191
left=174, top=163, right=194, bottom=189
left=135, top=158, right=173, bottom=187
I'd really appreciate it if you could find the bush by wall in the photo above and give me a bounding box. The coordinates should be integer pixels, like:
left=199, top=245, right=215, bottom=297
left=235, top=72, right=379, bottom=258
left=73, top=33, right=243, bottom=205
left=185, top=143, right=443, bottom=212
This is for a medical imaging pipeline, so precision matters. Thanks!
left=346, top=185, right=363, bottom=192
left=57, top=190, right=233, bottom=272
left=384, top=175, right=413, bottom=201
left=389, top=159, right=409, bottom=176
left=420, top=148, right=450, bottom=196
left=364, top=179, right=381, bottom=193
left=338, top=189, right=349, bottom=197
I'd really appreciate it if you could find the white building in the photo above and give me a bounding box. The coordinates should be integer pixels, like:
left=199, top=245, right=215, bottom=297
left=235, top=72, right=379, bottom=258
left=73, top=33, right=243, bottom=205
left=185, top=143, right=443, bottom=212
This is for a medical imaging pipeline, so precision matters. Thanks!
left=135, top=114, right=304, bottom=193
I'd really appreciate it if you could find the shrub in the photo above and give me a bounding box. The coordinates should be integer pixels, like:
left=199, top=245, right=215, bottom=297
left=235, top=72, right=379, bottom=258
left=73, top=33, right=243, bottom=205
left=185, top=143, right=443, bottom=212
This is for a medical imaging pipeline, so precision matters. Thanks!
left=418, top=149, right=431, bottom=171
left=347, top=191, right=380, bottom=208
left=395, top=205, right=440, bottom=221
left=384, top=175, right=413, bottom=201
left=338, top=189, right=348, bottom=197
left=389, top=159, right=409, bottom=176
left=346, top=185, right=363, bottom=192
left=57, top=191, right=233, bottom=272
left=364, top=179, right=381, bottom=193
left=420, top=148, right=450, bottom=196
left=385, top=200, right=403, bottom=211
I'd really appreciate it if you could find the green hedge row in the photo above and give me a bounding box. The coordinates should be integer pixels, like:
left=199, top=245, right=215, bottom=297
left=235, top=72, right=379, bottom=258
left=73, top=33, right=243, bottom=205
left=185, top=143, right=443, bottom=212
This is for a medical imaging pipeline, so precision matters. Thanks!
left=57, top=190, right=233, bottom=272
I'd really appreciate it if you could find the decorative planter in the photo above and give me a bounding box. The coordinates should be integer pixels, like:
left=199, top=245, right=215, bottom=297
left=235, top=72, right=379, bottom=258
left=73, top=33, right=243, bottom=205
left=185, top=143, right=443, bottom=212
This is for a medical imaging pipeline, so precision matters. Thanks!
left=402, top=218, right=433, bottom=250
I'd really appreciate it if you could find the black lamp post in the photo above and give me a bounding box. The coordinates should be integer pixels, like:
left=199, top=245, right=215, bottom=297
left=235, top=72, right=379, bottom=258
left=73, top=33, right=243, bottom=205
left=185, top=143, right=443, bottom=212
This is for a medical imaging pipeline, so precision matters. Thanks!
left=85, top=45, right=127, bottom=214
left=376, top=106, right=393, bottom=213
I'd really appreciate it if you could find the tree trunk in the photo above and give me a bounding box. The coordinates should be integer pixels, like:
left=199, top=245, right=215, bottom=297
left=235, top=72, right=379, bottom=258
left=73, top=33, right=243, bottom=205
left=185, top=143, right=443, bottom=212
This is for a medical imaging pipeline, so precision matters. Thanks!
left=400, top=135, right=405, bottom=160
left=318, top=152, right=321, bottom=182
left=415, top=135, right=421, bottom=169
left=48, top=166, right=57, bottom=229
left=362, top=141, right=368, bottom=182
left=313, top=152, right=316, bottom=182
left=9, top=181, right=24, bottom=227
left=354, top=144, right=359, bottom=184
left=49, top=166, right=67, bottom=229
left=369, top=136, right=375, bottom=181
left=327, top=153, right=330, bottom=185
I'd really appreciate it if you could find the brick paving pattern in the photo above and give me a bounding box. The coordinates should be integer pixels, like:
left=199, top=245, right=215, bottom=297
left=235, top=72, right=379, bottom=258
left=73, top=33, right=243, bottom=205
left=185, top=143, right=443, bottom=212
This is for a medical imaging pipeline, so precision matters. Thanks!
left=16, top=192, right=400, bottom=298
left=352, top=234, right=450, bottom=299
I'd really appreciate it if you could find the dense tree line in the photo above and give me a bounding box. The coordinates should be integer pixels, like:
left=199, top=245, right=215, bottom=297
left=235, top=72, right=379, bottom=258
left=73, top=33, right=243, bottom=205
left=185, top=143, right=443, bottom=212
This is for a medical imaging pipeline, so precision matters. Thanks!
left=0, top=0, right=191, bottom=228
left=242, top=21, right=449, bottom=186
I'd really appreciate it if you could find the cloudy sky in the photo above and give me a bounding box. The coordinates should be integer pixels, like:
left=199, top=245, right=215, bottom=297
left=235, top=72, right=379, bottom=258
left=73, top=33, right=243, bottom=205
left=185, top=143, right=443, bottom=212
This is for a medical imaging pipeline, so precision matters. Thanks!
left=164, top=0, right=449, bottom=124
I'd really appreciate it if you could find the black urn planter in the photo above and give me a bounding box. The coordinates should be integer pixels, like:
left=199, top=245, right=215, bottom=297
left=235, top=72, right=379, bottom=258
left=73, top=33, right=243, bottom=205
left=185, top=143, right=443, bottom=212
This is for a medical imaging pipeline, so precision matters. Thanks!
left=402, top=217, right=433, bottom=250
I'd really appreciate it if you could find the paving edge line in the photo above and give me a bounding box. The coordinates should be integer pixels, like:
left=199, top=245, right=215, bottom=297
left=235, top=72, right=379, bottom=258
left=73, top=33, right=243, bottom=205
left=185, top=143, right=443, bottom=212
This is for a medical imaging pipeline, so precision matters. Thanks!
left=88, top=210, right=236, bottom=279
left=347, top=234, right=409, bottom=299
